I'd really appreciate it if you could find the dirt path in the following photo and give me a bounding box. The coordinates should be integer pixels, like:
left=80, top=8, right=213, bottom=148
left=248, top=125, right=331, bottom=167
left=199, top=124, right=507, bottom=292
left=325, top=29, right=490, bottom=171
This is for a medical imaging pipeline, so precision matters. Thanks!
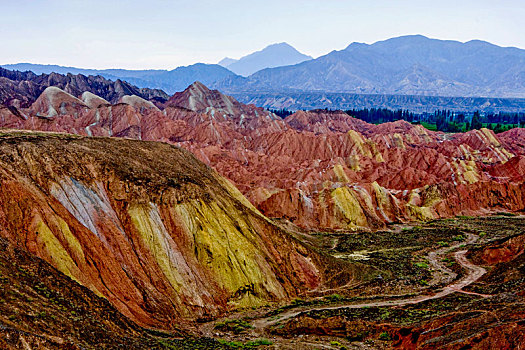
left=249, top=234, right=487, bottom=334
left=200, top=233, right=488, bottom=344
left=427, top=233, right=476, bottom=286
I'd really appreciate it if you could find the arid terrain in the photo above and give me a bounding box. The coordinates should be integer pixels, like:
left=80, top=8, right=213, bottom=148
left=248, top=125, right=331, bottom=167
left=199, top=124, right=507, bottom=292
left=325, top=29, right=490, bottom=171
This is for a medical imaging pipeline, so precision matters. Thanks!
left=1, top=76, right=524, bottom=231
left=0, top=73, right=523, bottom=349
left=203, top=216, right=525, bottom=349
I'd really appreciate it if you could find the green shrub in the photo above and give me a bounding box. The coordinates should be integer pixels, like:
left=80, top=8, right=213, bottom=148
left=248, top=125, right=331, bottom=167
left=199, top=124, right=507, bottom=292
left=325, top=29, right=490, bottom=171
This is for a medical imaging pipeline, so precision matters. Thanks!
left=452, top=235, right=465, bottom=242
left=246, top=338, right=273, bottom=346
left=290, top=298, right=305, bottom=306
left=414, top=262, right=429, bottom=269
left=379, top=332, right=392, bottom=341
left=324, top=294, right=345, bottom=302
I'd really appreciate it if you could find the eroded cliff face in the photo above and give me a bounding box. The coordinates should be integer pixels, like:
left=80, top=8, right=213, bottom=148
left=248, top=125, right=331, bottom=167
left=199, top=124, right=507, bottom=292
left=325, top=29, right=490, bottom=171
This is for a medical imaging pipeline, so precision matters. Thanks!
left=1, top=83, right=524, bottom=231
left=0, top=132, right=322, bottom=329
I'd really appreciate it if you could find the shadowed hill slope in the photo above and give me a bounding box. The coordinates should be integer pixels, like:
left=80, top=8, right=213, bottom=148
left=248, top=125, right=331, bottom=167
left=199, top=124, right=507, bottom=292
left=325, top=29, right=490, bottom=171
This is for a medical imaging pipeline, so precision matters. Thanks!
left=0, top=236, right=221, bottom=349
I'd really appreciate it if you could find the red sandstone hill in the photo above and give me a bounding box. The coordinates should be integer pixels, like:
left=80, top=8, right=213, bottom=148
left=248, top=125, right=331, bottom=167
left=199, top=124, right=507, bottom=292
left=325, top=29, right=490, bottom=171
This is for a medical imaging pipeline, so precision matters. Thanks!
left=0, top=82, right=524, bottom=232
left=0, top=132, right=356, bottom=330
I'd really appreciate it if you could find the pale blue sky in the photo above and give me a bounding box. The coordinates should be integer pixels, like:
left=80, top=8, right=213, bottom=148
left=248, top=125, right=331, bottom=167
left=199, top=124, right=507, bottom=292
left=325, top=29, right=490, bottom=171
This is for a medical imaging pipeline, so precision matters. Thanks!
left=1, top=0, right=523, bottom=69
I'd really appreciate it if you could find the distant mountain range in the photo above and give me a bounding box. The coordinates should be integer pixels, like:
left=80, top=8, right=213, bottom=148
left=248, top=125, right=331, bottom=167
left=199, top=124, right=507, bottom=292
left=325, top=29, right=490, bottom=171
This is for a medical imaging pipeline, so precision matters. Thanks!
left=1, top=42, right=312, bottom=94
left=1, top=62, right=235, bottom=95
left=2, top=36, right=525, bottom=110
left=2, top=66, right=523, bottom=113
left=231, top=91, right=525, bottom=113
left=214, top=35, right=525, bottom=98
left=217, top=42, right=312, bottom=76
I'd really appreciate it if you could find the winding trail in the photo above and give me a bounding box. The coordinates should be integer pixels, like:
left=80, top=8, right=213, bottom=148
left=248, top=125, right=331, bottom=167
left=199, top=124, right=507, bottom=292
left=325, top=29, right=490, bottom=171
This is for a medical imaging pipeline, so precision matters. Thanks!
left=249, top=234, right=488, bottom=334
left=200, top=233, right=489, bottom=342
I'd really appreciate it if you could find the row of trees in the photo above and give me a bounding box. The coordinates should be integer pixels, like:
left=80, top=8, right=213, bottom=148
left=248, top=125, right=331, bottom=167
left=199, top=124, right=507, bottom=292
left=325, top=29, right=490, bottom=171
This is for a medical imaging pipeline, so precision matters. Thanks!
left=433, top=111, right=525, bottom=133
left=344, top=108, right=419, bottom=124
left=269, top=108, right=294, bottom=118
left=270, top=107, right=525, bottom=133
left=273, top=107, right=525, bottom=133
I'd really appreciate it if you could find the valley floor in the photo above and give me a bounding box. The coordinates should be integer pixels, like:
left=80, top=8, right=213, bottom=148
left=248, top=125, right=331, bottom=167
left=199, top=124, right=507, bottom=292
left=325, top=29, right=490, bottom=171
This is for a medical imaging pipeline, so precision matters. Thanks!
left=200, top=215, right=525, bottom=349
left=1, top=215, right=523, bottom=349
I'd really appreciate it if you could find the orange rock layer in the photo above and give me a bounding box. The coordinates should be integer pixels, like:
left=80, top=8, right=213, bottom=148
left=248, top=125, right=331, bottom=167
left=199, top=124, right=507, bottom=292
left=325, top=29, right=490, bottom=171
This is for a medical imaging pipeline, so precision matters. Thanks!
left=0, top=83, right=524, bottom=231
left=0, top=133, right=325, bottom=329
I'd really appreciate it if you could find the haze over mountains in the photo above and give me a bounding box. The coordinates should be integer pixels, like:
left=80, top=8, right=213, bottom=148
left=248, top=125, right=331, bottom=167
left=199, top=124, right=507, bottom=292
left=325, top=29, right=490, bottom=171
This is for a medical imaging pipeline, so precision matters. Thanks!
left=3, top=35, right=525, bottom=111
left=218, top=42, right=313, bottom=76
left=1, top=42, right=311, bottom=95
left=215, top=35, right=525, bottom=98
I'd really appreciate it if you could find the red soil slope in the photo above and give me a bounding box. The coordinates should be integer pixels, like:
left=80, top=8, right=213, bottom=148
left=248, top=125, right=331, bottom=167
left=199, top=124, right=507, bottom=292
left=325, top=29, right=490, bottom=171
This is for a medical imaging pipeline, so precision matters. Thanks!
left=1, top=83, right=524, bottom=231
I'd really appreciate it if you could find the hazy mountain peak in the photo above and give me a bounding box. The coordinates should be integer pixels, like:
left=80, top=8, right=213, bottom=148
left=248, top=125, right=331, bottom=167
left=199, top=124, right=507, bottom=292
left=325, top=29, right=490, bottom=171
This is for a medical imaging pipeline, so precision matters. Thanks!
left=464, top=39, right=499, bottom=48
left=218, top=57, right=238, bottom=67
left=265, top=42, right=295, bottom=49
left=220, top=42, right=313, bottom=77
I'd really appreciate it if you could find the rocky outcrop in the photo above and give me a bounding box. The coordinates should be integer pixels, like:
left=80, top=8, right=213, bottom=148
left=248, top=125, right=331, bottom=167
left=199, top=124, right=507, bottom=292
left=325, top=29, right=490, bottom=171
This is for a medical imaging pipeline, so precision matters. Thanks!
left=166, top=81, right=242, bottom=114
left=286, top=110, right=373, bottom=134
left=165, top=81, right=273, bottom=119
left=498, top=128, right=525, bottom=156
left=119, top=95, right=160, bottom=112
left=0, top=132, right=325, bottom=329
left=30, top=87, right=88, bottom=118
left=81, top=91, right=110, bottom=109
left=0, top=67, right=169, bottom=108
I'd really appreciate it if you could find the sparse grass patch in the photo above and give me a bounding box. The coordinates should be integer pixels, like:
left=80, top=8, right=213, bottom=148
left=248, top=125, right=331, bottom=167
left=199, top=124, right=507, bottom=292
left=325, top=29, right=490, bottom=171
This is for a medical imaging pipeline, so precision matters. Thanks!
left=246, top=338, right=273, bottom=346
left=324, top=294, right=345, bottom=302
left=218, top=339, right=245, bottom=348
left=215, top=319, right=254, bottom=334
left=217, top=338, right=273, bottom=348
left=494, top=212, right=517, bottom=217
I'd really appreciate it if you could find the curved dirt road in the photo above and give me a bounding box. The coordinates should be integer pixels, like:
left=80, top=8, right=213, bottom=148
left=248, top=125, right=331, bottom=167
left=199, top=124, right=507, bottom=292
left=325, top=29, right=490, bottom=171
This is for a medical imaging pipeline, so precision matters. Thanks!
left=250, top=235, right=488, bottom=333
